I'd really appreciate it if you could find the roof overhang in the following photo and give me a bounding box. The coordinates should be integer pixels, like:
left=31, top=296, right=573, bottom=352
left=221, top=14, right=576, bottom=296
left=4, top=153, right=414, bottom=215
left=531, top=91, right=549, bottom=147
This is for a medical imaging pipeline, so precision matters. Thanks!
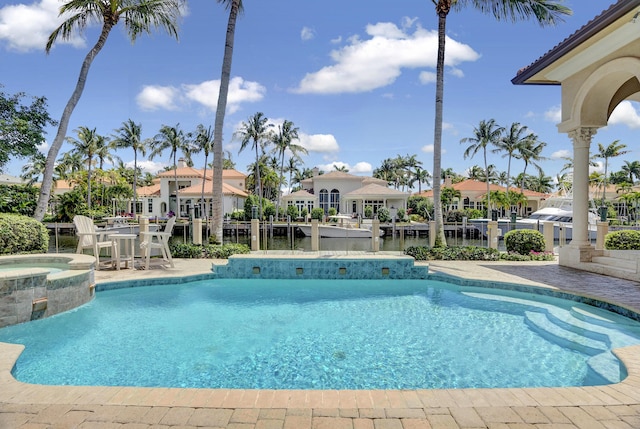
left=512, top=0, right=640, bottom=86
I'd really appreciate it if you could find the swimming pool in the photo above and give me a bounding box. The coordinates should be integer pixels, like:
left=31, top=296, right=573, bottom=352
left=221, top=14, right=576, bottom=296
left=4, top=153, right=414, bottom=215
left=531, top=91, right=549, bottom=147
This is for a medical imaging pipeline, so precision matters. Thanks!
left=2, top=277, right=640, bottom=390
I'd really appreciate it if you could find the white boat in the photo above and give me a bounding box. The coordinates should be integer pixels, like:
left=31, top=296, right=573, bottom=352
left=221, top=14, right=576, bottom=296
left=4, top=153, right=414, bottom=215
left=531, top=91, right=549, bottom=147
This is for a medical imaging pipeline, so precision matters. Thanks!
left=297, top=215, right=385, bottom=238
left=516, top=194, right=599, bottom=240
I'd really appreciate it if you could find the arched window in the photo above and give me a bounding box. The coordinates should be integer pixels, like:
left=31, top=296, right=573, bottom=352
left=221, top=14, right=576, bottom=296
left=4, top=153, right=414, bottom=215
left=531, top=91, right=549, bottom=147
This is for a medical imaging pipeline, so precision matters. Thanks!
left=330, top=189, right=340, bottom=213
left=319, top=189, right=329, bottom=214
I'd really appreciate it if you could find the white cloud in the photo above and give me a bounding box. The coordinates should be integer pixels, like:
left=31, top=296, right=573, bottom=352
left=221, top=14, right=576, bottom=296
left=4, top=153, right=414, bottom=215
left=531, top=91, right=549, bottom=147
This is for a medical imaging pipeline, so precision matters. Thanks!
left=419, top=71, right=436, bottom=84
left=135, top=160, right=167, bottom=175
left=136, top=77, right=265, bottom=114
left=136, top=85, right=181, bottom=111
left=299, top=133, right=339, bottom=153
left=301, top=26, right=315, bottom=41
left=544, top=105, right=561, bottom=123
left=293, top=18, right=479, bottom=94
left=551, top=149, right=571, bottom=159
left=609, top=101, right=640, bottom=129
left=421, top=144, right=447, bottom=154
left=317, top=161, right=371, bottom=173
left=0, top=0, right=82, bottom=52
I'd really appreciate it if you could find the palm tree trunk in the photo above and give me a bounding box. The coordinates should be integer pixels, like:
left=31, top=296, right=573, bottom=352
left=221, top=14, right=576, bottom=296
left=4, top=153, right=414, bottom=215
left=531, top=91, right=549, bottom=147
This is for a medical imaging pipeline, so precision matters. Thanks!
left=34, top=23, right=113, bottom=221
left=255, top=146, right=262, bottom=219
left=201, top=153, right=208, bottom=219
left=212, top=0, right=240, bottom=243
left=174, top=152, right=179, bottom=217
left=132, top=150, right=138, bottom=217
left=432, top=7, right=448, bottom=246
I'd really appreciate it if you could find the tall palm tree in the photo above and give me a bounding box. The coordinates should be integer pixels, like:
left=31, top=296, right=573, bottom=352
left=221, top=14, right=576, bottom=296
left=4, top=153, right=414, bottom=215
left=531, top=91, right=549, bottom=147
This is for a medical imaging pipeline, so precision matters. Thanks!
left=286, top=156, right=302, bottom=194
left=493, top=122, right=531, bottom=202
left=21, top=152, right=47, bottom=185
left=210, top=0, right=243, bottom=243
left=149, top=124, right=191, bottom=217
left=236, top=112, right=271, bottom=219
left=517, top=135, right=546, bottom=194
left=596, top=140, right=629, bottom=204
left=112, top=119, right=146, bottom=216
left=271, top=120, right=304, bottom=220
left=414, top=167, right=431, bottom=193
left=33, top=0, right=183, bottom=221
left=621, top=160, right=640, bottom=185
left=429, top=0, right=570, bottom=245
left=460, top=119, right=504, bottom=213
left=66, top=126, right=100, bottom=210
left=194, top=124, right=214, bottom=219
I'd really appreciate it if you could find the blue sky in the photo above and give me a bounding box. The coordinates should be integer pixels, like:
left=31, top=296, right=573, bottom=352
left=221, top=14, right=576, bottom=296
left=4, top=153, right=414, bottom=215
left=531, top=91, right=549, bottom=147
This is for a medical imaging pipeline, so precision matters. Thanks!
left=1, top=0, right=638, bottom=189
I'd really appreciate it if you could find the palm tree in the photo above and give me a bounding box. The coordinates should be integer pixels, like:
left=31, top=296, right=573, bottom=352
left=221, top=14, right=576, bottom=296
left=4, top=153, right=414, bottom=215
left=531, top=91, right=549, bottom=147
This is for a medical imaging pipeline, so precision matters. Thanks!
left=414, top=167, right=431, bottom=193
left=494, top=122, right=531, bottom=201
left=286, top=156, right=302, bottom=194
left=271, top=120, right=305, bottom=220
left=517, top=135, right=546, bottom=194
left=33, top=0, right=183, bottom=221
left=194, top=124, right=214, bottom=219
left=236, top=112, right=271, bottom=220
left=428, top=0, right=570, bottom=245
left=149, top=124, right=192, bottom=217
left=112, top=119, right=146, bottom=216
left=460, top=119, right=504, bottom=213
left=209, top=0, right=243, bottom=243
left=596, top=140, right=629, bottom=205
left=621, top=160, right=640, bottom=185
left=21, top=152, right=47, bottom=185
left=67, top=126, right=100, bottom=210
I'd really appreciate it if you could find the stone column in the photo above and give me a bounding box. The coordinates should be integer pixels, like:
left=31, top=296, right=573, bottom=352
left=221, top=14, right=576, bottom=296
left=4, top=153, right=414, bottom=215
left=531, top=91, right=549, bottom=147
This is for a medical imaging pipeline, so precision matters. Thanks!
left=372, top=219, right=380, bottom=252
left=568, top=127, right=597, bottom=248
left=543, top=221, right=554, bottom=253
left=311, top=219, right=319, bottom=251
left=487, top=221, right=498, bottom=249
left=429, top=221, right=436, bottom=247
left=596, top=221, right=609, bottom=251
left=193, top=218, right=202, bottom=245
left=251, top=218, right=260, bottom=251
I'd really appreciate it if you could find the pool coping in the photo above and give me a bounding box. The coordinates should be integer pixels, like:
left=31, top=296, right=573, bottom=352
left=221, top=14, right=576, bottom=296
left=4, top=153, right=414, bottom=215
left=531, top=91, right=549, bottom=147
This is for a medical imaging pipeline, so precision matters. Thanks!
left=3, top=256, right=640, bottom=427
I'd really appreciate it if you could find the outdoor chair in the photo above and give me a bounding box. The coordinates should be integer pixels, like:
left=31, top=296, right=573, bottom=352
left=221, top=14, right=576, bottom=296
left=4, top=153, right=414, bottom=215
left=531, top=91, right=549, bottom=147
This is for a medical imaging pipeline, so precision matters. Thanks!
left=140, top=215, right=176, bottom=270
left=73, top=215, right=114, bottom=270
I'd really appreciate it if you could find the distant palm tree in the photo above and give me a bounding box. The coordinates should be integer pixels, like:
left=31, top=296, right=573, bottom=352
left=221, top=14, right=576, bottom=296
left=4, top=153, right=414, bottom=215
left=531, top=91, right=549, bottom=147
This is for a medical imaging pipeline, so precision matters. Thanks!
left=236, top=112, right=271, bottom=219
left=460, top=119, right=504, bottom=213
left=210, top=0, right=243, bottom=243
left=149, top=124, right=192, bottom=217
left=494, top=122, right=531, bottom=201
left=193, top=124, right=214, bottom=219
left=467, top=165, right=485, bottom=181
left=414, top=167, right=431, bottom=193
left=21, top=152, right=46, bottom=185
left=428, top=0, right=571, bottom=245
left=528, top=171, right=554, bottom=194
left=516, top=135, right=546, bottom=194
left=113, top=119, right=146, bottom=216
left=596, top=140, right=629, bottom=204
left=271, top=120, right=304, bottom=220
left=67, top=126, right=102, bottom=210
left=621, top=160, right=640, bottom=185
left=34, top=0, right=183, bottom=221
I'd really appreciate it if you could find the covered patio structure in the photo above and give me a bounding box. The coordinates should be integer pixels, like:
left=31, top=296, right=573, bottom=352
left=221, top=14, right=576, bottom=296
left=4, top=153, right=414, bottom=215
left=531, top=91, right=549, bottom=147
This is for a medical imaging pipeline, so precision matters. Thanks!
left=513, top=0, right=640, bottom=275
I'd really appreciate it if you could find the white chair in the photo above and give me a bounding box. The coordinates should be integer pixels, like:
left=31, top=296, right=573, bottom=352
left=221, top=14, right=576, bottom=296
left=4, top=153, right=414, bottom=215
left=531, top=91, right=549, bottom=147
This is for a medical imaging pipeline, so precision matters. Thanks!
left=73, top=215, right=115, bottom=270
left=140, top=216, right=176, bottom=270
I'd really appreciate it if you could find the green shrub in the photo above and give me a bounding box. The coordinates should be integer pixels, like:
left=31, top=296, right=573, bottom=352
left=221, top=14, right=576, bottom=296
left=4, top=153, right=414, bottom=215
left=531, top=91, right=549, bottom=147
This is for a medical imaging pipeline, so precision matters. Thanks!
left=396, top=208, right=405, bottom=221
left=364, top=205, right=373, bottom=219
left=605, top=230, right=640, bottom=250
left=503, top=229, right=545, bottom=255
left=404, top=245, right=500, bottom=261
left=169, top=242, right=203, bottom=258
left=229, top=209, right=244, bottom=221
left=286, top=204, right=299, bottom=220
left=311, top=208, right=324, bottom=220
left=0, top=214, right=49, bottom=255
left=204, top=243, right=250, bottom=259
left=500, top=251, right=555, bottom=261
left=377, top=207, right=390, bottom=222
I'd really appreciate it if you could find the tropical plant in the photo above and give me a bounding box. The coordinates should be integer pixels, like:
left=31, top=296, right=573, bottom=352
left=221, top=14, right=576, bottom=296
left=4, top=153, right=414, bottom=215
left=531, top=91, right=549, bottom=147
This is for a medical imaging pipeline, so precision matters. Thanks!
left=236, top=112, right=271, bottom=220
left=428, top=0, right=570, bottom=247
left=596, top=140, right=629, bottom=205
left=0, top=86, right=57, bottom=173
left=461, top=119, right=504, bottom=213
left=34, top=0, right=183, bottom=221
left=271, top=119, right=305, bottom=220
left=210, top=0, right=244, bottom=244
left=193, top=124, right=214, bottom=218
left=503, top=229, right=545, bottom=255
left=112, top=119, right=146, bottom=216
left=66, top=126, right=103, bottom=210
left=149, top=123, right=192, bottom=217
left=516, top=135, right=546, bottom=194
left=494, top=122, right=531, bottom=200
left=621, top=160, right=640, bottom=185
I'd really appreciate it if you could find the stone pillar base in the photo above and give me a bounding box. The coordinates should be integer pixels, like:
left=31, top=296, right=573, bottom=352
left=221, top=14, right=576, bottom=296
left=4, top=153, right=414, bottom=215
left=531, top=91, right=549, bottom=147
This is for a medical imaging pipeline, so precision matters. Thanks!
left=558, top=244, right=597, bottom=268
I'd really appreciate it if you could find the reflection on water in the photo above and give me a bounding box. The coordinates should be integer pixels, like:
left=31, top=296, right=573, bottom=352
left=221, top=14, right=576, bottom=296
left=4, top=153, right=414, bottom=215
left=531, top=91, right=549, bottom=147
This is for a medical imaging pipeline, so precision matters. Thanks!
left=48, top=229, right=505, bottom=254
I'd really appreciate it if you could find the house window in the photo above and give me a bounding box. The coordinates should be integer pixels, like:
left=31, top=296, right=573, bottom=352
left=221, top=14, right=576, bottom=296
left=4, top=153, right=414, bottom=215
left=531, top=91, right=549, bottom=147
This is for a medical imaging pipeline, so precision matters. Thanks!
left=463, top=197, right=472, bottom=210
left=330, top=189, right=340, bottom=213
left=319, top=189, right=329, bottom=214
left=148, top=199, right=153, bottom=213
left=135, top=201, right=143, bottom=214
left=364, top=200, right=384, bottom=214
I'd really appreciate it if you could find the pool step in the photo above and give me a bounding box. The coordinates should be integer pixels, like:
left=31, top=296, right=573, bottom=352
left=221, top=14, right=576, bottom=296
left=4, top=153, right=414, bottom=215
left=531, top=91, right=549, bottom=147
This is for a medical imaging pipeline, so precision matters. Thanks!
left=524, top=311, right=607, bottom=355
left=571, top=304, right=640, bottom=329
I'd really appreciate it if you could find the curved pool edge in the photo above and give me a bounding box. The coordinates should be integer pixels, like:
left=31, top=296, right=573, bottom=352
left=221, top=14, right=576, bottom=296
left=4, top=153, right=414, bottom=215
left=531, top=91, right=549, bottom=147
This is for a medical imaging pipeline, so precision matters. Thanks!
left=3, top=258, right=640, bottom=427
left=1, top=340, right=640, bottom=410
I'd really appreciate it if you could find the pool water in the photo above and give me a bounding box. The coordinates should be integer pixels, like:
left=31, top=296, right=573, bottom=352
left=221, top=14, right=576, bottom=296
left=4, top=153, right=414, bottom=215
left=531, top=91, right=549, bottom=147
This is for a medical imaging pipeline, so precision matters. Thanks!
left=2, top=278, right=640, bottom=390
